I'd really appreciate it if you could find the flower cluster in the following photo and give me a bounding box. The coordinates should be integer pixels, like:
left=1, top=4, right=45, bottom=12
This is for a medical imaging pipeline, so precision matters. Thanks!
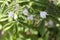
left=8, top=11, right=18, bottom=21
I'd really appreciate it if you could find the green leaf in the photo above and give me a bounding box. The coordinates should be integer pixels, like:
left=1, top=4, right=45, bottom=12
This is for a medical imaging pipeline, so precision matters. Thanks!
left=0, top=18, right=8, bottom=22
left=3, top=24, right=13, bottom=33
left=3, top=21, right=14, bottom=29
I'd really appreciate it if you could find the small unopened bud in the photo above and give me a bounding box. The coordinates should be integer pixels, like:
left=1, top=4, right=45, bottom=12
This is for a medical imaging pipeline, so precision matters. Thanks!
left=48, top=20, right=54, bottom=27
left=15, top=4, right=20, bottom=11
left=14, top=13, right=18, bottom=21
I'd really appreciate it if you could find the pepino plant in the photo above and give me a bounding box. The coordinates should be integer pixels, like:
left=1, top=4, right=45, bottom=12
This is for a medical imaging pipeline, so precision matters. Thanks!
left=0, top=0, right=60, bottom=40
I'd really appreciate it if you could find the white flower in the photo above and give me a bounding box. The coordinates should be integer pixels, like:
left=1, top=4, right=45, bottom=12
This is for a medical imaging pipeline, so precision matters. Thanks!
left=23, top=9, right=28, bottom=16
left=8, top=11, right=14, bottom=18
left=28, top=15, right=33, bottom=20
left=40, top=11, right=48, bottom=19
left=48, top=20, right=54, bottom=27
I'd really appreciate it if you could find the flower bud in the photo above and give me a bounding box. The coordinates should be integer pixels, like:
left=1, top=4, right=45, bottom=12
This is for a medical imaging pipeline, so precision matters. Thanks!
left=14, top=13, right=18, bottom=21
left=48, top=20, right=54, bottom=27
left=15, top=4, right=20, bottom=11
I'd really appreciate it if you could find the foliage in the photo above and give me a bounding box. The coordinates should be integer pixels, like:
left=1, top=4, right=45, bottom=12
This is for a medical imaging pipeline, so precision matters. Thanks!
left=0, top=0, right=60, bottom=40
